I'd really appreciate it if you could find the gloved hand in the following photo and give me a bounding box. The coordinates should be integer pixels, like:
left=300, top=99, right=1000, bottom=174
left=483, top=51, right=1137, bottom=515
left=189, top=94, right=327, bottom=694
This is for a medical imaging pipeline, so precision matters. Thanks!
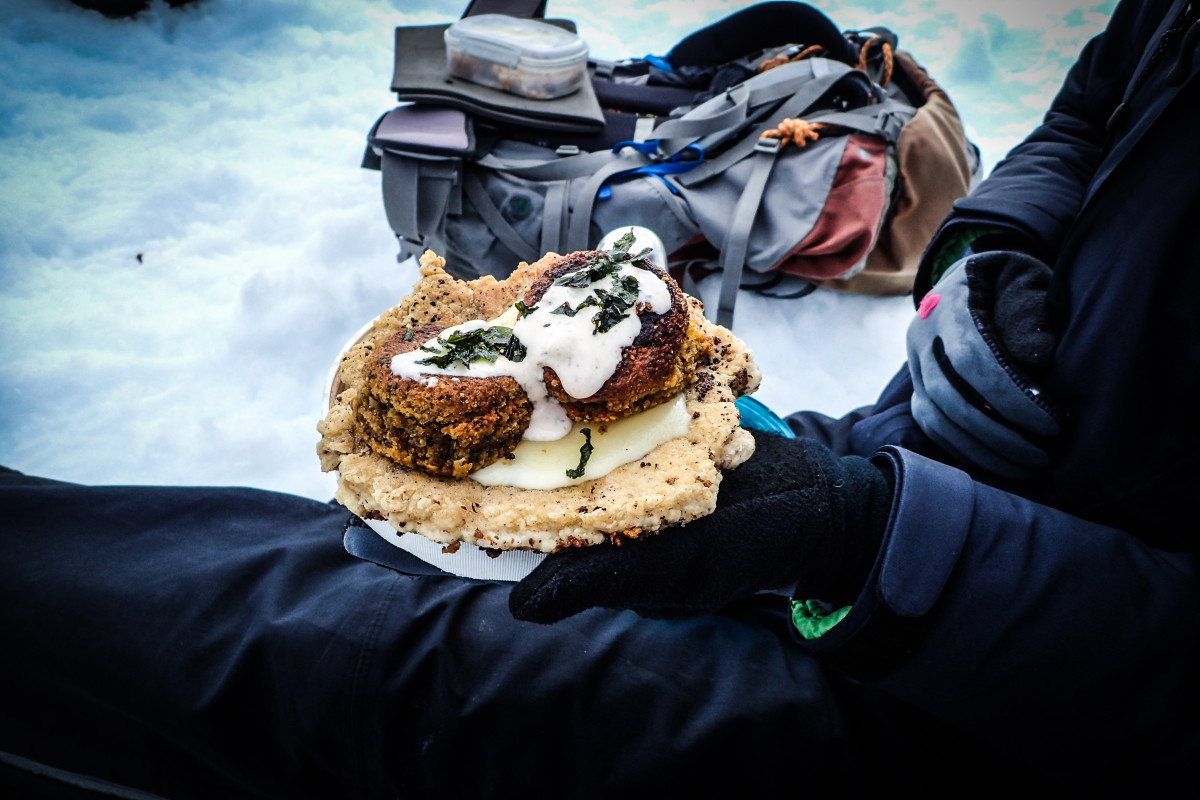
left=509, top=429, right=894, bottom=624
left=907, top=249, right=1062, bottom=481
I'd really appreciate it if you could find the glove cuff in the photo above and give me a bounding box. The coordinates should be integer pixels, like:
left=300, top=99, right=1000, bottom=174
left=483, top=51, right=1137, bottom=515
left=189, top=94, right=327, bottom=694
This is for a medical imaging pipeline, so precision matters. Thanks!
left=918, top=222, right=1035, bottom=299
left=792, top=446, right=893, bottom=608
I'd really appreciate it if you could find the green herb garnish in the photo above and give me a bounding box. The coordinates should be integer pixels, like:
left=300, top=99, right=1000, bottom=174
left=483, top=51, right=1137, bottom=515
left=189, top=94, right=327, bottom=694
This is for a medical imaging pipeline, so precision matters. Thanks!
left=554, top=266, right=610, bottom=289
left=606, top=229, right=653, bottom=266
left=504, top=334, right=528, bottom=363
left=549, top=230, right=654, bottom=334
left=565, top=427, right=594, bottom=479
left=416, top=326, right=526, bottom=369
left=585, top=274, right=641, bottom=334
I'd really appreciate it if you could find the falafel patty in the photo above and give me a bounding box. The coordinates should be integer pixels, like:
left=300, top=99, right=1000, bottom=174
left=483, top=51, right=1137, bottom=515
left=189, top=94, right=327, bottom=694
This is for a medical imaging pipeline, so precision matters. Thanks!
left=351, top=245, right=703, bottom=480
left=357, top=325, right=532, bottom=478
left=527, top=250, right=702, bottom=422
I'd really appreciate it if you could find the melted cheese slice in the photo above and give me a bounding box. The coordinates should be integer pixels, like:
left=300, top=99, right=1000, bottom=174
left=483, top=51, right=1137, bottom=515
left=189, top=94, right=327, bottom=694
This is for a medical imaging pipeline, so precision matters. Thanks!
left=470, top=393, right=690, bottom=490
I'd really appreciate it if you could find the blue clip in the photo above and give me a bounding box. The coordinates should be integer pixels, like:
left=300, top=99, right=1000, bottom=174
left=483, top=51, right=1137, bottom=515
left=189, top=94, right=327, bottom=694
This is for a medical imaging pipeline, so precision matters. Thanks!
left=612, top=139, right=661, bottom=156
left=598, top=143, right=705, bottom=200
left=643, top=54, right=673, bottom=72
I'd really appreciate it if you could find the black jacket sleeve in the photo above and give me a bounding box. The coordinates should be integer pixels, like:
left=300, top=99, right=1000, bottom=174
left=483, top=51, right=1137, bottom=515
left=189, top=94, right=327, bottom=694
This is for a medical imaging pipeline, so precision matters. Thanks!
left=914, top=0, right=1176, bottom=298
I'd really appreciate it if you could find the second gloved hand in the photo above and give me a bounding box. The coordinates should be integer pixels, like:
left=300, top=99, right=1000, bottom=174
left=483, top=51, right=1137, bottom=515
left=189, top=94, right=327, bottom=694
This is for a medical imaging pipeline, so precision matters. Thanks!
left=509, top=430, right=894, bottom=624
left=908, top=250, right=1062, bottom=481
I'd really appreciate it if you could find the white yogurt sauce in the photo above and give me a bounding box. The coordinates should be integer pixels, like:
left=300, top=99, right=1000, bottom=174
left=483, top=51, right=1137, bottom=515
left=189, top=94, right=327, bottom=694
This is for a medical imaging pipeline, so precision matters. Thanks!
left=390, top=259, right=673, bottom=444
left=471, top=393, right=690, bottom=489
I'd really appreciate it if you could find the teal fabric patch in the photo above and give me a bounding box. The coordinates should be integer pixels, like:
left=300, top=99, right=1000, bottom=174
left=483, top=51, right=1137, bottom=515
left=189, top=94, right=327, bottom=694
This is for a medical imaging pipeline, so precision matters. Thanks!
left=790, top=598, right=851, bottom=640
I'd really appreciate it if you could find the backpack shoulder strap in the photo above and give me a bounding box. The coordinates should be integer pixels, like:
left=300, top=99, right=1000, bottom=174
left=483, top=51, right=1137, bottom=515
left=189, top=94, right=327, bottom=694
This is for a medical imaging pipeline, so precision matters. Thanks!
left=461, top=0, right=546, bottom=18
left=665, top=2, right=857, bottom=67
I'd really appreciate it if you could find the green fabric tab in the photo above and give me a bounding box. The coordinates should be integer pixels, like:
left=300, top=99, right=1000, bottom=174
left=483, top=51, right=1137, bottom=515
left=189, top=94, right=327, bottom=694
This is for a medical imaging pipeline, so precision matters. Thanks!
left=925, top=224, right=1008, bottom=289
left=790, top=598, right=851, bottom=640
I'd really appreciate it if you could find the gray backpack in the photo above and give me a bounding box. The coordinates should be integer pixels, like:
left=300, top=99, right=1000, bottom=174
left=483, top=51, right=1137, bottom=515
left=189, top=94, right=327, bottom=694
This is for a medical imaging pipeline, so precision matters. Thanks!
left=363, top=1, right=980, bottom=328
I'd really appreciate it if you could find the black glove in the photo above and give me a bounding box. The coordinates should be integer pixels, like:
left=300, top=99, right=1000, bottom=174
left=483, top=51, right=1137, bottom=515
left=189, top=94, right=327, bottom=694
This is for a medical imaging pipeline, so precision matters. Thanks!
left=509, top=430, right=894, bottom=624
left=908, top=250, right=1062, bottom=481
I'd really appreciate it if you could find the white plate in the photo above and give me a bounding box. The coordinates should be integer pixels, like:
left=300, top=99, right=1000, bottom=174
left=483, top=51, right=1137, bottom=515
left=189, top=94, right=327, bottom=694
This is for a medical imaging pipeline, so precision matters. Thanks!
left=361, top=516, right=547, bottom=581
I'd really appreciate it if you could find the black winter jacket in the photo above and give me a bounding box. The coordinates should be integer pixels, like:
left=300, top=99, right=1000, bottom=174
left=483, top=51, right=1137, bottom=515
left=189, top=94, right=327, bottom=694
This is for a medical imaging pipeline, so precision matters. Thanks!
left=794, top=0, right=1200, bottom=794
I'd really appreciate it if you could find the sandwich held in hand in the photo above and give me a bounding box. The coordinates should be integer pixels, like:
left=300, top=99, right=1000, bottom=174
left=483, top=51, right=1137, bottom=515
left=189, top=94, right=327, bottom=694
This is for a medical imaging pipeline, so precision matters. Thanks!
left=318, top=232, right=761, bottom=555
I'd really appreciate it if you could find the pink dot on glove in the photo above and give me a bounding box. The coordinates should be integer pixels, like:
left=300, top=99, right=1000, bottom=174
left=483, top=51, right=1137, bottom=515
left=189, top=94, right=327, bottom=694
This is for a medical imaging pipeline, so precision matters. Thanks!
left=918, top=293, right=941, bottom=319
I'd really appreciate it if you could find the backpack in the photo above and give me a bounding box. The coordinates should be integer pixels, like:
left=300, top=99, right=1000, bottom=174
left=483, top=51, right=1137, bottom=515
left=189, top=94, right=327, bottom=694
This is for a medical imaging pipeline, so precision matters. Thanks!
left=362, top=0, right=980, bottom=330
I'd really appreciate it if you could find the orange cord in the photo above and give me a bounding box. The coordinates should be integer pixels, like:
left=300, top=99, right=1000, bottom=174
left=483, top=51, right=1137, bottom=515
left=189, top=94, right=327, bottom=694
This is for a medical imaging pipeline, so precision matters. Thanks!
left=855, top=36, right=893, bottom=86
left=757, top=44, right=826, bottom=73
left=757, top=37, right=892, bottom=87
left=757, top=35, right=894, bottom=148
left=761, top=117, right=825, bottom=147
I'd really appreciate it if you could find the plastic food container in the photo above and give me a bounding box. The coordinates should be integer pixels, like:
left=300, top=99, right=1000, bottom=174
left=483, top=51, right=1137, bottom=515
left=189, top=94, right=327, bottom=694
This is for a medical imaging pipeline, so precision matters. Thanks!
left=444, top=14, right=589, bottom=100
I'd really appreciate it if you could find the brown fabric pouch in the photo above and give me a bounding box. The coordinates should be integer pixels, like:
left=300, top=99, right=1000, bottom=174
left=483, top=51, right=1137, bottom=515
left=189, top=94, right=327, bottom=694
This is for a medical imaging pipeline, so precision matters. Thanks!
left=812, top=50, right=978, bottom=296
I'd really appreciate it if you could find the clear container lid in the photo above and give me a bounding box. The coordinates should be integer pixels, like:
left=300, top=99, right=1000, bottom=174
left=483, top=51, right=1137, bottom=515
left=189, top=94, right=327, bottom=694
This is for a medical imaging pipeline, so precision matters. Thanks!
left=445, top=14, right=588, bottom=69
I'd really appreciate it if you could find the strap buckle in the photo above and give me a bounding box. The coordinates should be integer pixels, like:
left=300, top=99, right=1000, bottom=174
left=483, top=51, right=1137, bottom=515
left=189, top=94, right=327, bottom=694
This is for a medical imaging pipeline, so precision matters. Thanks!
left=754, top=135, right=783, bottom=155
left=873, top=110, right=905, bottom=143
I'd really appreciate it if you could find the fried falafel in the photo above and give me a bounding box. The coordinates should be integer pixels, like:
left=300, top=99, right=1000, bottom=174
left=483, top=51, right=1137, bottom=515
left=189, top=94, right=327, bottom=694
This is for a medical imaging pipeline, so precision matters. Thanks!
left=527, top=250, right=703, bottom=422
left=353, top=243, right=704, bottom=479
left=357, top=325, right=532, bottom=478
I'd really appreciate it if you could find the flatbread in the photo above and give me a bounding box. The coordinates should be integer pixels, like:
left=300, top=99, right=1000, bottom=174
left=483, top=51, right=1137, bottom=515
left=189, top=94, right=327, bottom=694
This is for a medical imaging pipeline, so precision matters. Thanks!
left=317, top=250, right=760, bottom=554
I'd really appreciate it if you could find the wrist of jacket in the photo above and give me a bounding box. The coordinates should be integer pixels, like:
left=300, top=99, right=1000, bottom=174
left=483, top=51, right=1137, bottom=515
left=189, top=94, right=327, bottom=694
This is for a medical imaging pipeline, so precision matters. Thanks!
left=785, top=447, right=896, bottom=610
left=789, top=448, right=955, bottom=681
left=787, top=451, right=895, bottom=634
left=919, top=221, right=1040, bottom=299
